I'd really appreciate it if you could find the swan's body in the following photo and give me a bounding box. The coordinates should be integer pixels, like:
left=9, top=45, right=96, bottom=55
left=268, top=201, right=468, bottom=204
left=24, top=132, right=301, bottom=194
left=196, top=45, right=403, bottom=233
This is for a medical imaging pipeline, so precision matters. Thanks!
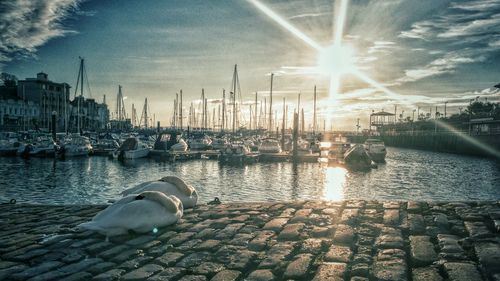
left=121, top=176, right=198, bottom=208
left=79, top=191, right=183, bottom=236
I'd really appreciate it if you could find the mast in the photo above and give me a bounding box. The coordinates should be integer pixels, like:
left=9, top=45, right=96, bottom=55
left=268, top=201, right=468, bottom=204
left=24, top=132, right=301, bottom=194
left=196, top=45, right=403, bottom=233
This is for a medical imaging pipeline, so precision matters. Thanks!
left=131, top=103, right=136, bottom=127
left=268, top=73, right=274, bottom=132
left=74, top=57, right=85, bottom=133
left=264, top=98, right=267, bottom=130
left=218, top=104, right=221, bottom=131
left=281, top=97, right=285, bottom=148
left=222, top=89, right=226, bottom=131
left=204, top=98, right=208, bottom=130
left=201, top=89, right=205, bottom=130
left=254, top=92, right=258, bottom=131
left=179, top=90, right=183, bottom=130
left=297, top=92, right=301, bottom=134
left=301, top=108, right=305, bottom=135
left=232, top=65, right=237, bottom=133
left=313, top=85, right=317, bottom=134
left=212, top=108, right=216, bottom=130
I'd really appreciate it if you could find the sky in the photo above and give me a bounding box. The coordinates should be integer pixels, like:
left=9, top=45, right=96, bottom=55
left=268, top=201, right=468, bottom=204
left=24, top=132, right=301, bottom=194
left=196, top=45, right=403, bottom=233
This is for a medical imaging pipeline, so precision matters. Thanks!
left=1, top=0, right=499, bottom=130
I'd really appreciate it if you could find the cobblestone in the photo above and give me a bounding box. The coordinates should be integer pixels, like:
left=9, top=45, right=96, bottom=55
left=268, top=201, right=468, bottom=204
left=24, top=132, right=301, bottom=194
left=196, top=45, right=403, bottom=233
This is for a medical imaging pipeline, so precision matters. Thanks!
left=0, top=201, right=498, bottom=280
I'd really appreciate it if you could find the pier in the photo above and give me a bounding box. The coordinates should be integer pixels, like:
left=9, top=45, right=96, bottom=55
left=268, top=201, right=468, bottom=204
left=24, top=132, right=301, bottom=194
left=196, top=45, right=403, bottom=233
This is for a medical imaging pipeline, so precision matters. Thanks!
left=1, top=200, right=499, bottom=281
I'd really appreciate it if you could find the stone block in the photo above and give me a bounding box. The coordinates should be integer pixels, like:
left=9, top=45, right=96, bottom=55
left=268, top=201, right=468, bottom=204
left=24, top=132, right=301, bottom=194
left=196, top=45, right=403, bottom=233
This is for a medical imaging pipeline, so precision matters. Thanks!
left=412, top=267, right=443, bottom=281
left=312, top=262, right=346, bottom=281
left=283, top=254, right=312, bottom=279
left=410, top=236, right=438, bottom=266
left=443, top=262, right=482, bottom=281
left=324, top=245, right=352, bottom=263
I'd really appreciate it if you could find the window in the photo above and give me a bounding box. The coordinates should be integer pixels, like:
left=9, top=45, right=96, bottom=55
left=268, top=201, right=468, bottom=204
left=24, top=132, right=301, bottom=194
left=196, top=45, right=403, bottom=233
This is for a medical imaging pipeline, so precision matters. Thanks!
left=56, top=87, right=61, bottom=92
left=49, top=85, right=54, bottom=91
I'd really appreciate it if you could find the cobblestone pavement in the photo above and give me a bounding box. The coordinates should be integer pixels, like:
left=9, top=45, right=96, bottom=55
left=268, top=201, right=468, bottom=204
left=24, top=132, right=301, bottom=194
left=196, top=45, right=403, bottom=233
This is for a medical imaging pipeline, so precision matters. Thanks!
left=0, top=201, right=499, bottom=281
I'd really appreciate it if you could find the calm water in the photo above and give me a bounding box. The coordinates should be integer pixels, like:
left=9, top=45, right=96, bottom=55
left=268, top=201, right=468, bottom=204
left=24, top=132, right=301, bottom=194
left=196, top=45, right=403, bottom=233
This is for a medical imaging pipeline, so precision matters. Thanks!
left=0, top=147, right=499, bottom=205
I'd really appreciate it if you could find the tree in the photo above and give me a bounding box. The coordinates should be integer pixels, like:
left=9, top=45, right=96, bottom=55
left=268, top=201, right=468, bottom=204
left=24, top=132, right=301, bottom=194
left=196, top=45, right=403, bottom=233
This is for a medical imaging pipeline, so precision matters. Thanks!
left=0, top=72, right=18, bottom=87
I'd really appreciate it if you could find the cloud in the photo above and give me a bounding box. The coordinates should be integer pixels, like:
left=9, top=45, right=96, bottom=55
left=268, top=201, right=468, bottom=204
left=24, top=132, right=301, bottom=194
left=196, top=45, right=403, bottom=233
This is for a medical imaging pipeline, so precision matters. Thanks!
left=397, top=51, right=486, bottom=83
left=397, top=0, right=500, bottom=84
left=0, top=0, right=88, bottom=67
left=288, top=12, right=331, bottom=20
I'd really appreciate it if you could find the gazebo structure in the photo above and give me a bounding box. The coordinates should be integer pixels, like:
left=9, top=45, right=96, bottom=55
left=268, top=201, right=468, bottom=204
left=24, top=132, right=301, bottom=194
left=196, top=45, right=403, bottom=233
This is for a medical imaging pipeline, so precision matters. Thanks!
left=369, top=110, right=396, bottom=133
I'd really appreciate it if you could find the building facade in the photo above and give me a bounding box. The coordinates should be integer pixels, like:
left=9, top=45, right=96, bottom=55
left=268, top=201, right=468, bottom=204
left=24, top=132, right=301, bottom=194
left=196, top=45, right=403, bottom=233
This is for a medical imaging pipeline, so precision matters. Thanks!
left=17, top=72, right=71, bottom=131
left=69, top=97, right=110, bottom=131
left=14, top=72, right=109, bottom=132
left=0, top=99, right=39, bottom=131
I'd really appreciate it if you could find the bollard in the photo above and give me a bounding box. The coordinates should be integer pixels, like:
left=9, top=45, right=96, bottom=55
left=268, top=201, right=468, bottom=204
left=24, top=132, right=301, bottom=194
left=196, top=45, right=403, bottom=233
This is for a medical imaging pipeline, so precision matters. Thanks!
left=51, top=111, right=57, bottom=141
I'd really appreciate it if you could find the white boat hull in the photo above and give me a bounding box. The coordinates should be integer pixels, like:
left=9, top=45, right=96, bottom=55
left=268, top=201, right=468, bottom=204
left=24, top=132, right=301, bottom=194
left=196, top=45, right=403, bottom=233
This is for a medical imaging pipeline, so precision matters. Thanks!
left=123, top=148, right=150, bottom=159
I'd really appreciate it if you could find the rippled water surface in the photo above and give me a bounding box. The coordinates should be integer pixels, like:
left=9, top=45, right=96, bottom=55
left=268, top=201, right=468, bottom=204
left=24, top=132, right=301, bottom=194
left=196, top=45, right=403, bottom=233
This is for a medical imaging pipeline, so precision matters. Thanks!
left=1, top=147, right=499, bottom=204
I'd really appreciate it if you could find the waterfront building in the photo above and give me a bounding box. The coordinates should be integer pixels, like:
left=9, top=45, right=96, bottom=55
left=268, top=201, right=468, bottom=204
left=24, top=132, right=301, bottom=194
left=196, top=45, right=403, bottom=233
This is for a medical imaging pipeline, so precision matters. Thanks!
left=17, top=72, right=71, bottom=131
left=0, top=97, right=39, bottom=131
left=69, top=96, right=110, bottom=131
left=369, top=111, right=396, bottom=134
left=0, top=78, right=39, bottom=131
left=109, top=119, right=132, bottom=131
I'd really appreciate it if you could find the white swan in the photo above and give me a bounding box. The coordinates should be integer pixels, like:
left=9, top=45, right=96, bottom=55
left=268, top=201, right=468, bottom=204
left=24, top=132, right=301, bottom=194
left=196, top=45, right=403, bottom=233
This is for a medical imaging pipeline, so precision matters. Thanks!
left=78, top=191, right=183, bottom=236
left=121, top=176, right=198, bottom=208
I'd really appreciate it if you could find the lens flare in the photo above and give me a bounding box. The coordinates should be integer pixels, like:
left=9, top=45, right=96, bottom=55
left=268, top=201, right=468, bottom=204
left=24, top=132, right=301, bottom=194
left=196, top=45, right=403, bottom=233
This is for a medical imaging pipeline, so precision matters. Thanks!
left=317, top=44, right=356, bottom=76
left=247, top=0, right=322, bottom=51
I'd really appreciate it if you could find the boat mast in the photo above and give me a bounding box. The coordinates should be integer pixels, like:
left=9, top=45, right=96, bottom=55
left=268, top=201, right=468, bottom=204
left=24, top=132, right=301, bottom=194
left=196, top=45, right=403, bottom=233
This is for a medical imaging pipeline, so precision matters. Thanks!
left=264, top=98, right=267, bottom=130
left=222, top=89, right=226, bottom=132
left=179, top=90, right=183, bottom=130
left=313, top=85, right=317, bottom=134
left=268, top=73, right=274, bottom=133
left=201, top=89, right=205, bottom=130
left=297, top=92, right=301, bottom=134
left=74, top=57, right=85, bottom=133
left=232, top=65, right=237, bottom=133
left=281, top=97, right=285, bottom=148
left=204, top=97, right=208, bottom=131
left=254, top=92, right=258, bottom=131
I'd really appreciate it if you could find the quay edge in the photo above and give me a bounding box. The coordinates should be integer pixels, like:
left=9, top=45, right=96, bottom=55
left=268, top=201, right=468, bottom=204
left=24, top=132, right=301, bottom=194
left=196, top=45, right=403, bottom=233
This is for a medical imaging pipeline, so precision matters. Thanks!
left=0, top=200, right=499, bottom=281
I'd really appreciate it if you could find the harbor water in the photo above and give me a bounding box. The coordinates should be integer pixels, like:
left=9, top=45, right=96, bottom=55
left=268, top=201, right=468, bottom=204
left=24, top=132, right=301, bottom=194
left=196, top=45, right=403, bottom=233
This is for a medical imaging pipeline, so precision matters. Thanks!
left=0, top=147, right=499, bottom=205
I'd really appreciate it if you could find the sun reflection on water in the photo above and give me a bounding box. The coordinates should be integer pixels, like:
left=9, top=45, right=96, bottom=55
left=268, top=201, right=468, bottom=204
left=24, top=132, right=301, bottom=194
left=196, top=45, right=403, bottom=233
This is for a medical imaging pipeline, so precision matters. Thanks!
left=324, top=166, right=348, bottom=201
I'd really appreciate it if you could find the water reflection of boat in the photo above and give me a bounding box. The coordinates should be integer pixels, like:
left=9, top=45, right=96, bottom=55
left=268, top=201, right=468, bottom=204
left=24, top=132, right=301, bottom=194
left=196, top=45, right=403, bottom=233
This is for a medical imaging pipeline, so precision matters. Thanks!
left=364, top=139, right=387, bottom=163
left=112, top=137, right=150, bottom=159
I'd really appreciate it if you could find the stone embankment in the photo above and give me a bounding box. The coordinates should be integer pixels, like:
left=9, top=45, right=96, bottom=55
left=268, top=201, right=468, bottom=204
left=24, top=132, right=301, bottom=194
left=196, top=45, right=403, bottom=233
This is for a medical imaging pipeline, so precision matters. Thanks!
left=0, top=200, right=499, bottom=281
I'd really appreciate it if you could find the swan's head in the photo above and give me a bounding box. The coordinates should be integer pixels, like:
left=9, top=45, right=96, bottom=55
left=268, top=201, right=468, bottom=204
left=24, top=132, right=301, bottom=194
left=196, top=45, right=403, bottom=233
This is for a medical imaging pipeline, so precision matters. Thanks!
left=160, top=176, right=195, bottom=197
left=136, top=191, right=182, bottom=214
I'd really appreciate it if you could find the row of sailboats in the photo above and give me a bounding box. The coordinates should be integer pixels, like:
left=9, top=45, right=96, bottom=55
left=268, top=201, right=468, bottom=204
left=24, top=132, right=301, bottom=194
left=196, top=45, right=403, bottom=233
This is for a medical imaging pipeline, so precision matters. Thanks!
left=168, top=65, right=321, bottom=138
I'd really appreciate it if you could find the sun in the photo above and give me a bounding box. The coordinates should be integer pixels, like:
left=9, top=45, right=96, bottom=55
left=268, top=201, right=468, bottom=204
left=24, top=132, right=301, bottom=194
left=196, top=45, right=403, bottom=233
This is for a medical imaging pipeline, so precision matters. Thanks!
left=316, top=44, right=356, bottom=76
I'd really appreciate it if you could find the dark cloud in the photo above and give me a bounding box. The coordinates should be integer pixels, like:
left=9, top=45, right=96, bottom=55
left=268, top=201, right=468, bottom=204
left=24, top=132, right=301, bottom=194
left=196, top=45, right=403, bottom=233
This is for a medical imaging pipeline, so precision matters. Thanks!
left=0, top=0, right=85, bottom=68
left=397, top=0, right=500, bottom=83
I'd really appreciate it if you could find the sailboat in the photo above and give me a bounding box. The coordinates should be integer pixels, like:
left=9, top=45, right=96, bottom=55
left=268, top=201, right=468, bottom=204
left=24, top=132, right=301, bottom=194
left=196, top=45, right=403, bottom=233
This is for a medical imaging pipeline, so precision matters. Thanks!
left=57, top=134, right=92, bottom=157
left=112, top=137, right=150, bottom=159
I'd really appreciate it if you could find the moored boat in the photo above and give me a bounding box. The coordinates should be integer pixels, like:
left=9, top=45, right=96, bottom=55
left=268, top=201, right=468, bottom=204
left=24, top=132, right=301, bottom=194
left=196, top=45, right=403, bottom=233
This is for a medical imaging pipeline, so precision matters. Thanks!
left=344, top=144, right=373, bottom=170
left=364, top=139, right=387, bottom=163
left=258, top=138, right=282, bottom=154
left=219, top=143, right=258, bottom=164
left=188, top=133, right=212, bottom=150
left=57, top=134, right=92, bottom=157
left=112, top=137, right=150, bottom=159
